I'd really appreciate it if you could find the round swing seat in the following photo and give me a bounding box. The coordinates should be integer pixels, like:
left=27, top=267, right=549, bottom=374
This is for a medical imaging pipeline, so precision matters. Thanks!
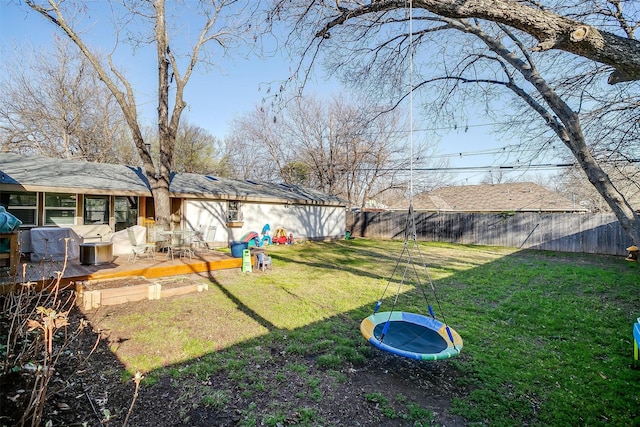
left=360, top=311, right=463, bottom=360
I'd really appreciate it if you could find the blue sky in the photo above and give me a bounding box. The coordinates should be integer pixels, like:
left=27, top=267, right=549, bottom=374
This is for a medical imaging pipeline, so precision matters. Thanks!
left=0, top=2, right=555, bottom=185
left=0, top=1, right=319, bottom=138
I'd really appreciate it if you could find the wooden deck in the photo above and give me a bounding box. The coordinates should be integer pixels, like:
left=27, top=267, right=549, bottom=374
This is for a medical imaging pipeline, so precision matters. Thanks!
left=0, top=249, right=242, bottom=294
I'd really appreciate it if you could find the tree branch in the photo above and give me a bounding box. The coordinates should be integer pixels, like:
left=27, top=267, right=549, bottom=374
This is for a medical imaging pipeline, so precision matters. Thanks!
left=25, top=0, right=152, bottom=170
left=314, top=0, right=640, bottom=84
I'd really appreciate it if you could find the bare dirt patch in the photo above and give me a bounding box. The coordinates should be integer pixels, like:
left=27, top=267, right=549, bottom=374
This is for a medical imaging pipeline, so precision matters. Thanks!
left=1, top=284, right=469, bottom=426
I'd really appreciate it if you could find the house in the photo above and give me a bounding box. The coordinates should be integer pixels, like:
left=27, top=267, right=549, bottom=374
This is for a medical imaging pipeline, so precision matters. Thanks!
left=0, top=153, right=347, bottom=254
left=390, top=182, right=588, bottom=213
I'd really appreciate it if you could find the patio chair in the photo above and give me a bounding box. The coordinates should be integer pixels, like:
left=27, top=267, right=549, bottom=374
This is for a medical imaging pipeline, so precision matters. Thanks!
left=196, top=225, right=217, bottom=253
left=150, top=229, right=175, bottom=261
left=127, top=228, right=156, bottom=263
left=189, top=225, right=206, bottom=252
left=176, top=230, right=195, bottom=261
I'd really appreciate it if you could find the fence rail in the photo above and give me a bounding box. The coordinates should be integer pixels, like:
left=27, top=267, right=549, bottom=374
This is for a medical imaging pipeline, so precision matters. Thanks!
left=346, top=211, right=630, bottom=256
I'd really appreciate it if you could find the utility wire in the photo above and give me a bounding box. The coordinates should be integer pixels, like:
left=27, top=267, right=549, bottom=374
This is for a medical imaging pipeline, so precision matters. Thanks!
left=358, top=158, right=640, bottom=173
left=427, top=143, right=562, bottom=159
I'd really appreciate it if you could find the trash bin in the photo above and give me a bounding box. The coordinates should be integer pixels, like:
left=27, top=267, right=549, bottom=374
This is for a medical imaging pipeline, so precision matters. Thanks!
left=230, top=241, right=248, bottom=258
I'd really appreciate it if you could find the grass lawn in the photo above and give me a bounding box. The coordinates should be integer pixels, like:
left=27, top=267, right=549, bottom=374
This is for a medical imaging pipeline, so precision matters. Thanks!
left=87, top=239, right=640, bottom=425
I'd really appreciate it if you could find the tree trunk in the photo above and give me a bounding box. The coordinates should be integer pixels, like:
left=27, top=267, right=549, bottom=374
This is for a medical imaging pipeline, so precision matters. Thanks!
left=151, top=177, right=172, bottom=231
left=152, top=0, right=173, bottom=231
left=24, top=0, right=234, bottom=232
left=565, top=127, right=640, bottom=245
left=452, top=19, right=640, bottom=246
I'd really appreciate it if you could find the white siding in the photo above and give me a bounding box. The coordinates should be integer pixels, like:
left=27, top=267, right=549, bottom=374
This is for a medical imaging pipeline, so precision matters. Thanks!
left=183, top=200, right=228, bottom=243
left=184, top=200, right=346, bottom=245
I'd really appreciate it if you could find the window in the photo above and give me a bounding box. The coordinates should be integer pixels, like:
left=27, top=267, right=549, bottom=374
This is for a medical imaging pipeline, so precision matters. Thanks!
left=0, top=191, right=37, bottom=226
left=114, top=196, right=138, bottom=231
left=84, top=195, right=110, bottom=225
left=44, top=193, right=77, bottom=226
left=227, top=201, right=242, bottom=222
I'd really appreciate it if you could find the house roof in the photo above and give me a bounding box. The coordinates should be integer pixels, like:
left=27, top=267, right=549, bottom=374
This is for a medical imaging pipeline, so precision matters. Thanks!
left=0, top=153, right=150, bottom=195
left=170, top=172, right=346, bottom=205
left=391, top=182, right=587, bottom=212
left=0, top=153, right=346, bottom=206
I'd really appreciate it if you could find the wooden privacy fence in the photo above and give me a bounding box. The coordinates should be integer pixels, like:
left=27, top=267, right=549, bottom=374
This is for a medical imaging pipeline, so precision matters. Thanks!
left=346, top=211, right=631, bottom=256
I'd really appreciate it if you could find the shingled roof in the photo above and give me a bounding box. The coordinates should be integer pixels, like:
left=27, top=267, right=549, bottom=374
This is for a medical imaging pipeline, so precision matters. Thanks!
left=0, top=153, right=150, bottom=195
left=0, top=154, right=346, bottom=206
left=392, top=182, right=587, bottom=212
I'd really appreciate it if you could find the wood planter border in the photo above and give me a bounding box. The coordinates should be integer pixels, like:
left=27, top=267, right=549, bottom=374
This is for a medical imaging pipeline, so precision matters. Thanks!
left=79, top=281, right=209, bottom=310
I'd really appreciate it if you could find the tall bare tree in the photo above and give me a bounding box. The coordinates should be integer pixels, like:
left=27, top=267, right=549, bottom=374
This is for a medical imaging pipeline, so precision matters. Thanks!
left=0, top=38, right=134, bottom=163
left=172, top=120, right=224, bottom=174
left=229, top=94, right=442, bottom=208
left=22, top=0, right=259, bottom=229
left=227, top=105, right=288, bottom=182
left=140, top=119, right=227, bottom=174
left=269, top=0, right=640, bottom=245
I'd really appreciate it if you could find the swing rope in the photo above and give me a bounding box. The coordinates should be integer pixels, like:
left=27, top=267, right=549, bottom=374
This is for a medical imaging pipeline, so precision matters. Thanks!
left=371, top=0, right=454, bottom=346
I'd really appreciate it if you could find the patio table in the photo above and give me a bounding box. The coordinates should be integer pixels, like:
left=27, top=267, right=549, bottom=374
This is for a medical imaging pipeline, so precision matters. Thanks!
left=157, top=230, right=196, bottom=261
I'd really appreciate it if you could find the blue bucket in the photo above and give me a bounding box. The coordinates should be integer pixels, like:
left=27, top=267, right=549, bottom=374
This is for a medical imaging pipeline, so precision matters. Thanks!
left=230, top=241, right=249, bottom=258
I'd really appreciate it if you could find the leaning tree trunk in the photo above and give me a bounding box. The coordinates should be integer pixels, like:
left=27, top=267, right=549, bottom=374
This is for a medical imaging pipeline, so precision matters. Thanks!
left=538, top=81, right=640, bottom=246
left=463, top=21, right=640, bottom=246
left=566, top=131, right=640, bottom=246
